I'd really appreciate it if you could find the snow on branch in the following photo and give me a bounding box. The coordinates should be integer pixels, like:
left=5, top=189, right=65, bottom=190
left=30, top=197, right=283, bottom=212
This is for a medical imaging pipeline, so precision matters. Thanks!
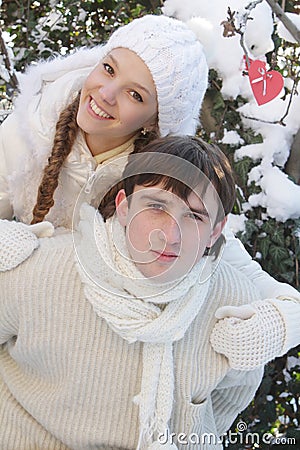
left=264, top=0, right=300, bottom=44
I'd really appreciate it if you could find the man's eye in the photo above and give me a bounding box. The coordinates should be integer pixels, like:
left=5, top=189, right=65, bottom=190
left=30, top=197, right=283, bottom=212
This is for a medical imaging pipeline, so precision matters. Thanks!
left=187, top=212, right=203, bottom=221
left=147, top=203, right=164, bottom=210
left=103, top=63, right=114, bottom=75
left=130, top=91, right=143, bottom=102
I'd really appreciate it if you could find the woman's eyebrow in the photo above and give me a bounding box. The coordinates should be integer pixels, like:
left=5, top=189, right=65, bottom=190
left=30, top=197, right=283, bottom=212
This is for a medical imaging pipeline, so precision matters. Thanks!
left=107, top=54, right=153, bottom=97
left=107, top=54, right=119, bottom=69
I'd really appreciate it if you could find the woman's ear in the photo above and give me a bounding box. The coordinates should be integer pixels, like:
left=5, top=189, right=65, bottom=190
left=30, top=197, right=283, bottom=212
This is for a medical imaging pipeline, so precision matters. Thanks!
left=207, top=216, right=228, bottom=248
left=115, top=189, right=128, bottom=227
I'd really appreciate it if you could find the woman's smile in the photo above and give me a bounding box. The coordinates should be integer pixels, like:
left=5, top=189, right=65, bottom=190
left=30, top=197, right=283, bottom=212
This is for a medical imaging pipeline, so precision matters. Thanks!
left=89, top=98, right=114, bottom=120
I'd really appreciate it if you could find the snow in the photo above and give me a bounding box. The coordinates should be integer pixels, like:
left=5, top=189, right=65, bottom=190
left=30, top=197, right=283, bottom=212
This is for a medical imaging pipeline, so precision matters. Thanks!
left=277, top=13, right=300, bottom=44
left=227, top=212, right=247, bottom=233
left=163, top=0, right=300, bottom=223
left=248, top=165, right=300, bottom=221
left=222, top=129, right=244, bottom=146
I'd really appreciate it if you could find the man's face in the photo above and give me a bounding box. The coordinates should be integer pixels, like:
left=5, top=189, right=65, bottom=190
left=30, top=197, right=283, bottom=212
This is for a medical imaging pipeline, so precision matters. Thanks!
left=115, top=183, right=226, bottom=283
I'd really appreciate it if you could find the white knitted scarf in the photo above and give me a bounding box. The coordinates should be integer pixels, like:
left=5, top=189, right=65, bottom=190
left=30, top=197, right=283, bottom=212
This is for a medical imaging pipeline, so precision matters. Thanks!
left=75, top=204, right=213, bottom=449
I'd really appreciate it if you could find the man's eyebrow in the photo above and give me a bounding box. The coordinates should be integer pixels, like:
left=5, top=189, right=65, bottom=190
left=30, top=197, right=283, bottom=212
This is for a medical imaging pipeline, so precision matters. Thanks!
left=189, top=206, right=209, bottom=217
left=139, top=194, right=169, bottom=204
left=107, top=54, right=153, bottom=97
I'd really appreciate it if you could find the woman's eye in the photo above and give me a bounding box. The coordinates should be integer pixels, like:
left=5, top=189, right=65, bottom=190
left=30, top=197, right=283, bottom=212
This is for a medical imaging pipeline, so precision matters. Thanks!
left=130, top=91, right=143, bottom=103
left=103, top=63, right=114, bottom=75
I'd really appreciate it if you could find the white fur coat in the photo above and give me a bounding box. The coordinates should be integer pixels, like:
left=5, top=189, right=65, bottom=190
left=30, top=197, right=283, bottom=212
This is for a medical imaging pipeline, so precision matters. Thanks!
left=0, top=46, right=108, bottom=226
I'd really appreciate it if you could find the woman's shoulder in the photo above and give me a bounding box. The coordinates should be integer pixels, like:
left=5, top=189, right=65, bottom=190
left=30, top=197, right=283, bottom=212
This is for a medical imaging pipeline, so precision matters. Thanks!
left=210, top=258, right=260, bottom=307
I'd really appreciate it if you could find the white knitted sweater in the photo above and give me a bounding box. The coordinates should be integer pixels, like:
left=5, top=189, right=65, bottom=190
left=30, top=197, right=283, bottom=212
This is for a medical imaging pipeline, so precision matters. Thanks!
left=0, top=227, right=264, bottom=450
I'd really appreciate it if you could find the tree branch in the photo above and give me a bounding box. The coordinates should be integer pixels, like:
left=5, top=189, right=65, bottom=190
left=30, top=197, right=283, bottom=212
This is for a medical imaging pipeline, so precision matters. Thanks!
left=264, top=0, right=300, bottom=44
left=0, top=28, right=19, bottom=91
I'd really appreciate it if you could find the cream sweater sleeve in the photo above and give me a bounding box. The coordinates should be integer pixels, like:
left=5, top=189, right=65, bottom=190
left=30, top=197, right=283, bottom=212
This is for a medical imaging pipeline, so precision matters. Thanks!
left=270, top=297, right=300, bottom=353
left=211, top=367, right=264, bottom=436
left=0, top=265, right=19, bottom=343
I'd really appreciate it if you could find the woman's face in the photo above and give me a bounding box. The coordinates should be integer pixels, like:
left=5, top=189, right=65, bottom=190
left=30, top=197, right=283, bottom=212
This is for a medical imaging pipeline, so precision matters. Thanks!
left=77, top=48, right=158, bottom=155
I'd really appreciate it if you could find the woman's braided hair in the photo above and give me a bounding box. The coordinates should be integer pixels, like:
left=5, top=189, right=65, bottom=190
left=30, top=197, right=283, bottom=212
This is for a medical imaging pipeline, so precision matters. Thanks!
left=31, top=93, right=81, bottom=224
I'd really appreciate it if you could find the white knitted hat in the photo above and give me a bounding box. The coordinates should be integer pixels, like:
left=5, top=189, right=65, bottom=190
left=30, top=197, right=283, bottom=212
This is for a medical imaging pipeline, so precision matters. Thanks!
left=103, top=15, right=208, bottom=137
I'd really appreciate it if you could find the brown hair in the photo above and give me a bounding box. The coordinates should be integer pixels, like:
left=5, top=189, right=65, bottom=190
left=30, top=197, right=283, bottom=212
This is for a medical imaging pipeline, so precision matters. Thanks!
left=99, top=135, right=236, bottom=224
left=31, top=93, right=81, bottom=224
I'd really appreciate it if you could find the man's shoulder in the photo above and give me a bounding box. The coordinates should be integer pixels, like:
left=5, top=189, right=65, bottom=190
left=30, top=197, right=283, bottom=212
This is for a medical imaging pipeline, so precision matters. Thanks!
left=39, top=229, right=74, bottom=252
left=20, top=230, right=75, bottom=271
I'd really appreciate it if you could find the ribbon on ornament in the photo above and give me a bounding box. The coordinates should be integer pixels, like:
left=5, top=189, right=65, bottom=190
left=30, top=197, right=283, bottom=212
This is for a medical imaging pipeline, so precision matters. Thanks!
left=247, top=59, right=284, bottom=106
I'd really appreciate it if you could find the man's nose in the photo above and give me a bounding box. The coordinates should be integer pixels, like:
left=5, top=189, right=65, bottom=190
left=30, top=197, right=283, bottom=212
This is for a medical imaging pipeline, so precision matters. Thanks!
left=159, top=215, right=181, bottom=246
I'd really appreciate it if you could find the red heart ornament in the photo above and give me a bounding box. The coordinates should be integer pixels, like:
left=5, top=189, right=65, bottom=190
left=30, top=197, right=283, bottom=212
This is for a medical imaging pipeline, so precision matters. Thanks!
left=248, top=60, right=284, bottom=106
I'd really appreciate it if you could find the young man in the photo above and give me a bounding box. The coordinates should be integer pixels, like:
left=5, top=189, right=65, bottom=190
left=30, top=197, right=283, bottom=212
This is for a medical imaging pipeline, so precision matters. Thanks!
left=0, top=136, right=295, bottom=449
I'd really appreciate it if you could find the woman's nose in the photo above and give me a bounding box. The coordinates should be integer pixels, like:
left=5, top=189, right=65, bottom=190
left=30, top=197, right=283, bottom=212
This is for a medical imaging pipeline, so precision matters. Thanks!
left=98, top=83, right=117, bottom=106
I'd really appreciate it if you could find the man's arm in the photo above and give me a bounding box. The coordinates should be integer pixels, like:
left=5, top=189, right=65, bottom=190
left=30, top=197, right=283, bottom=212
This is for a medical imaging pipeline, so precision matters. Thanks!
left=0, top=268, right=19, bottom=344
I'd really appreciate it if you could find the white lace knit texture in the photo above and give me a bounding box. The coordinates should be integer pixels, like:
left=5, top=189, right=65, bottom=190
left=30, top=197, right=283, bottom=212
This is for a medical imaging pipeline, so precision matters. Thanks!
left=210, top=300, right=286, bottom=370
left=0, top=220, right=39, bottom=271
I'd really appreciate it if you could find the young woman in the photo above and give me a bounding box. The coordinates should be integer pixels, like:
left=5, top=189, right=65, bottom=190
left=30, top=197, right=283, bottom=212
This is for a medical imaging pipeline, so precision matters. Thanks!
left=0, top=14, right=208, bottom=228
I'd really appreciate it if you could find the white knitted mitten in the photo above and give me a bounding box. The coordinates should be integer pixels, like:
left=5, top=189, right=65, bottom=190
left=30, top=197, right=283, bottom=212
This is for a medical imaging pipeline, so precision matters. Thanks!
left=0, top=219, right=54, bottom=272
left=210, top=300, right=286, bottom=370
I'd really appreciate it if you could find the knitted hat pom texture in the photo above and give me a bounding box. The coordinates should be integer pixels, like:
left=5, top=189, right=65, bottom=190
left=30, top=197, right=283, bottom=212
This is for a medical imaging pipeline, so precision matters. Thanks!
left=104, top=15, right=208, bottom=137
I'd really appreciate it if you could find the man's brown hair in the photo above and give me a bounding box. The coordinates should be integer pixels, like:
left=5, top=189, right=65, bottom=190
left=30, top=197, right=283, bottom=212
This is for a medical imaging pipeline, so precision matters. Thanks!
left=100, top=135, right=236, bottom=226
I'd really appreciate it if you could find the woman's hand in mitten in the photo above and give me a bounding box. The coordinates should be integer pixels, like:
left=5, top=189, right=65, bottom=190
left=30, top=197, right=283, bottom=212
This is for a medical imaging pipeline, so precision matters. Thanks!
left=0, top=220, right=54, bottom=271
left=210, top=301, right=285, bottom=370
